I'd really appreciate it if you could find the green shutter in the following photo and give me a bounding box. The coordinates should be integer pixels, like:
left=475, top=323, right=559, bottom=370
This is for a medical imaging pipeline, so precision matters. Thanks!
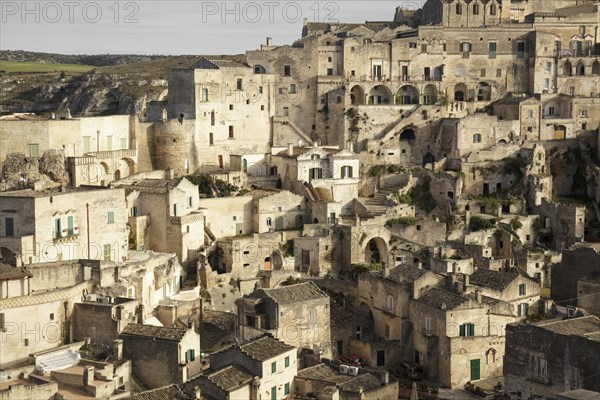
left=190, top=349, right=195, bottom=361
left=271, top=386, right=277, bottom=400
left=284, top=383, right=290, bottom=395
left=469, top=323, right=475, bottom=336
left=459, top=324, right=465, bottom=337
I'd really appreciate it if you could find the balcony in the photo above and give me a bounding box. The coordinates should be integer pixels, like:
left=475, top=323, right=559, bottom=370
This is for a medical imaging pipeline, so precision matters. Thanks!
left=53, top=228, right=80, bottom=243
left=84, top=149, right=137, bottom=159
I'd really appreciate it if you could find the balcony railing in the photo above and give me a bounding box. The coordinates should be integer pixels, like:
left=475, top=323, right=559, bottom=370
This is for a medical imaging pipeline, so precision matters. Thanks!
left=84, top=149, right=137, bottom=159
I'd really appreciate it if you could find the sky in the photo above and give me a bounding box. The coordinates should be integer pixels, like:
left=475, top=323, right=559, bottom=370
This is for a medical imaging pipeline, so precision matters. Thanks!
left=0, top=1, right=425, bottom=55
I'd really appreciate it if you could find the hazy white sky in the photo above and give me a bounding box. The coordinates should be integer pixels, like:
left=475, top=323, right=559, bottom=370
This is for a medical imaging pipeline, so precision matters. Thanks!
left=0, top=1, right=424, bottom=55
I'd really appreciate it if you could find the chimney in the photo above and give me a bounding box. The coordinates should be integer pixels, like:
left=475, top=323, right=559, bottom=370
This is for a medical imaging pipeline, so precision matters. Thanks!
left=441, top=302, right=447, bottom=310
left=66, top=108, right=72, bottom=119
left=113, top=339, right=123, bottom=361
left=298, top=139, right=304, bottom=147
left=137, top=304, right=145, bottom=325
left=312, top=140, right=318, bottom=148
left=380, top=371, right=389, bottom=385
left=462, top=274, right=470, bottom=293
left=266, top=37, right=272, bottom=46
left=476, top=289, right=482, bottom=304
left=288, top=143, right=294, bottom=156
left=82, top=366, right=94, bottom=386
left=194, top=386, right=202, bottom=400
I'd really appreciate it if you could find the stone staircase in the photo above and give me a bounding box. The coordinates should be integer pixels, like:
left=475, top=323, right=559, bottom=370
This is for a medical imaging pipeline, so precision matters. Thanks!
left=363, top=185, right=403, bottom=217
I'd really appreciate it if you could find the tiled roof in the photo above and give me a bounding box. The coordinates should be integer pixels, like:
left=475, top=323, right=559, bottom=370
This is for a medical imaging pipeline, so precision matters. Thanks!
left=338, top=373, right=383, bottom=392
left=120, top=324, right=188, bottom=341
left=417, top=287, right=470, bottom=310
left=470, top=269, right=519, bottom=291
left=261, top=282, right=328, bottom=305
left=535, top=316, right=600, bottom=341
left=125, top=385, right=191, bottom=400
left=122, top=178, right=184, bottom=194
left=0, top=185, right=109, bottom=198
left=239, top=336, right=295, bottom=361
left=0, top=263, right=32, bottom=281
left=375, top=264, right=428, bottom=283
left=206, top=365, right=253, bottom=391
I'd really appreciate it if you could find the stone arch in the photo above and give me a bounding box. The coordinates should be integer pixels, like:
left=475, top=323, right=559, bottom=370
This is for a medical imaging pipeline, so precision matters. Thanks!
left=100, top=162, right=110, bottom=175
left=368, top=85, right=392, bottom=105
left=454, top=83, right=468, bottom=101
left=397, top=85, right=419, bottom=105
left=593, top=60, right=600, bottom=75
left=575, top=60, right=585, bottom=75
left=313, top=218, right=319, bottom=223
left=477, top=82, right=491, bottom=101
left=400, top=128, right=416, bottom=141
left=314, top=187, right=334, bottom=202
left=423, top=84, right=438, bottom=104
left=485, top=348, right=497, bottom=363
left=357, top=302, right=375, bottom=337
left=365, top=237, right=388, bottom=265
left=350, top=85, right=366, bottom=106
left=0, top=247, right=17, bottom=265
left=554, top=124, right=566, bottom=140
left=563, top=60, right=572, bottom=76
left=120, top=157, right=136, bottom=177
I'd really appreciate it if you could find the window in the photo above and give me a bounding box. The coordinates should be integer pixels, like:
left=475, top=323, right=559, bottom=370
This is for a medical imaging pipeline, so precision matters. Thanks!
left=28, top=144, right=40, bottom=158
left=425, top=317, right=431, bottom=335
left=290, top=84, right=296, bottom=94
left=236, top=78, right=242, bottom=90
left=285, top=356, right=290, bottom=367
left=473, top=3, right=479, bottom=14
left=266, top=217, right=272, bottom=226
left=459, top=323, right=475, bottom=337
left=517, top=41, right=525, bottom=58
left=421, top=44, right=427, bottom=53
left=229, top=125, right=234, bottom=138
left=518, top=303, right=529, bottom=316
left=120, top=137, right=128, bottom=150
left=284, top=65, right=291, bottom=76
left=188, top=196, right=193, bottom=207
left=548, top=106, right=555, bottom=115
left=284, top=383, right=290, bottom=395
left=461, top=42, right=471, bottom=58
left=488, top=42, right=497, bottom=59
left=83, top=137, right=91, bottom=153
left=490, top=3, right=497, bottom=15
left=582, top=109, right=588, bottom=117
left=186, top=349, right=195, bottom=362
left=456, top=3, right=462, bottom=14
left=327, top=68, right=333, bottom=76
left=409, top=42, right=417, bottom=49
left=386, top=295, right=394, bottom=312
left=473, top=133, right=482, bottom=143
left=50, top=313, right=54, bottom=320
left=496, top=68, right=502, bottom=77
left=545, top=61, right=551, bottom=72
left=327, top=56, right=332, bottom=62
left=481, top=69, right=486, bottom=77
left=229, top=104, right=233, bottom=110
left=569, top=86, right=575, bottom=96
left=271, top=361, right=277, bottom=373
left=341, top=166, right=353, bottom=178
left=519, top=283, right=526, bottom=296
left=107, top=212, right=115, bottom=224
left=532, top=356, right=548, bottom=379
left=173, top=204, right=177, bottom=216
left=202, top=88, right=209, bottom=102
left=311, top=154, right=320, bottom=160
left=106, top=136, right=112, bottom=150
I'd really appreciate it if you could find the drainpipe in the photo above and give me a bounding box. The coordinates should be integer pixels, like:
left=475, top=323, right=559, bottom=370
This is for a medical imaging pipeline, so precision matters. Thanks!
left=86, top=203, right=91, bottom=259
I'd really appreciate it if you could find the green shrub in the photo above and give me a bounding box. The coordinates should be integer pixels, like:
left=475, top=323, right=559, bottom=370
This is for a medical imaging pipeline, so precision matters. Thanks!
left=469, top=216, right=496, bottom=232
left=385, top=217, right=418, bottom=227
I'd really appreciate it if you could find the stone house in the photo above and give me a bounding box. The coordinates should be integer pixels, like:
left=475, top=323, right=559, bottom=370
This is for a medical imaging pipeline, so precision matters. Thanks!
left=198, top=195, right=254, bottom=239
left=185, top=335, right=297, bottom=400
left=467, top=268, right=541, bottom=317
left=577, top=272, right=600, bottom=317
left=354, top=264, right=445, bottom=368
left=236, top=282, right=332, bottom=358
left=504, top=316, right=600, bottom=399
left=294, top=363, right=399, bottom=400
left=124, top=385, right=189, bottom=400
left=552, top=243, right=600, bottom=306
left=252, top=189, right=307, bottom=234
left=0, top=114, right=139, bottom=187
left=0, top=262, right=31, bottom=298
left=116, top=175, right=205, bottom=265
left=409, top=287, right=519, bottom=388
left=0, top=186, right=128, bottom=266
left=294, top=224, right=334, bottom=276
left=119, top=323, right=201, bottom=389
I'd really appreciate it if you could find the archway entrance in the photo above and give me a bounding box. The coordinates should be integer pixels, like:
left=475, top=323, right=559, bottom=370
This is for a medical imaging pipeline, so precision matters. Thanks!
left=365, top=237, right=388, bottom=265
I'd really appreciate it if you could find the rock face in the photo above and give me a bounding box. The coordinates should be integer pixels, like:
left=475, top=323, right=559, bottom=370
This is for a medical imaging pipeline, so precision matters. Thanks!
left=0, top=150, right=67, bottom=191
left=40, top=149, right=69, bottom=184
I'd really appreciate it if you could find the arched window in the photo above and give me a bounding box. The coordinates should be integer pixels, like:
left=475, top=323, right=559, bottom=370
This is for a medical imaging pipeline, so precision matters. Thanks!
left=473, top=3, right=479, bottom=14
left=490, top=4, right=497, bottom=15
left=456, top=3, right=462, bottom=14
left=253, top=65, right=266, bottom=74
left=266, top=217, right=272, bottom=226
left=386, top=295, right=394, bottom=312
